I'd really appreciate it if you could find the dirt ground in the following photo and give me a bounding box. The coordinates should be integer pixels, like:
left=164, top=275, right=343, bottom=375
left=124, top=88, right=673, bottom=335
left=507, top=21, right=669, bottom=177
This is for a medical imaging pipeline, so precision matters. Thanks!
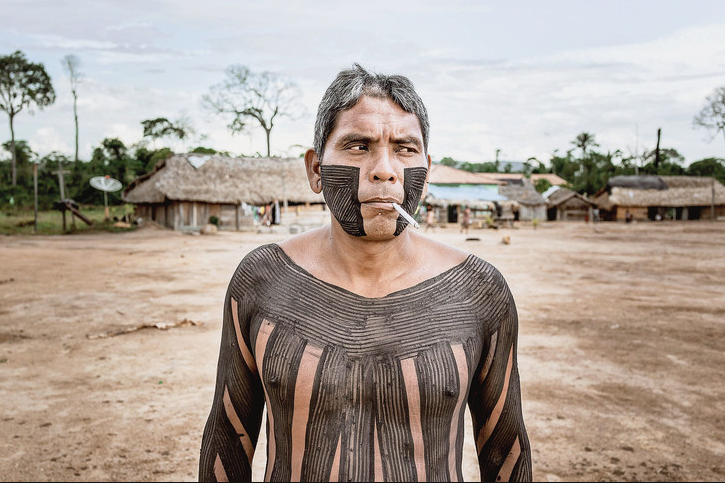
left=1, top=219, right=724, bottom=482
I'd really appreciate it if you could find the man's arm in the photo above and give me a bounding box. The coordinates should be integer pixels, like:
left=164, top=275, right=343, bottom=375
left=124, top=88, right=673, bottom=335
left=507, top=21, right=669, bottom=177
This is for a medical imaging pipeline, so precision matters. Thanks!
left=199, top=285, right=266, bottom=482
left=468, top=274, right=532, bottom=482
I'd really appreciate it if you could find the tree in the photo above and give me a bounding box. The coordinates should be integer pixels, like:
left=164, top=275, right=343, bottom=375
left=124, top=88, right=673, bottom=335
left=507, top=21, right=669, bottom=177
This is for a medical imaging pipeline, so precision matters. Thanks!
left=0, top=51, right=56, bottom=185
left=686, top=157, right=725, bottom=182
left=534, top=178, right=552, bottom=193
left=571, top=132, right=599, bottom=157
left=141, top=116, right=194, bottom=149
left=203, top=65, right=302, bottom=157
left=61, top=54, right=82, bottom=162
left=694, top=86, right=725, bottom=151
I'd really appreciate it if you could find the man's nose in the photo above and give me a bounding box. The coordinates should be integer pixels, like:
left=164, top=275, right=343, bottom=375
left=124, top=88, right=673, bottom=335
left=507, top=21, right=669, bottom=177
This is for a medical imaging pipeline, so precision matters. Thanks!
left=369, top=150, right=398, bottom=183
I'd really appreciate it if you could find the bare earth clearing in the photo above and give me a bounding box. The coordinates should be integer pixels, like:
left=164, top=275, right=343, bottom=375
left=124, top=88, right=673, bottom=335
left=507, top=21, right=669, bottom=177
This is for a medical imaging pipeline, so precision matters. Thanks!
left=1, top=221, right=723, bottom=482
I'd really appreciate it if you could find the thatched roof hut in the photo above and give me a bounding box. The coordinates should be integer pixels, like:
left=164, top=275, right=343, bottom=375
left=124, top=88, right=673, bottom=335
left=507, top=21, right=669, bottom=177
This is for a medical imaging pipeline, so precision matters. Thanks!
left=123, top=154, right=323, bottom=231
left=593, top=175, right=725, bottom=221
left=498, top=179, right=547, bottom=221
left=124, top=153, right=323, bottom=205
left=595, top=175, right=725, bottom=209
left=544, top=186, right=596, bottom=221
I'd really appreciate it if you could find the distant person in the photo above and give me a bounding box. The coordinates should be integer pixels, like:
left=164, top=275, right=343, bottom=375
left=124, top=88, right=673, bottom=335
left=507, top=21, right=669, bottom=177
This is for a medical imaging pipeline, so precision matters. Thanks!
left=460, top=205, right=472, bottom=234
left=424, top=204, right=436, bottom=232
left=271, top=198, right=281, bottom=225
left=199, top=64, right=531, bottom=482
left=593, top=208, right=600, bottom=223
left=625, top=209, right=633, bottom=224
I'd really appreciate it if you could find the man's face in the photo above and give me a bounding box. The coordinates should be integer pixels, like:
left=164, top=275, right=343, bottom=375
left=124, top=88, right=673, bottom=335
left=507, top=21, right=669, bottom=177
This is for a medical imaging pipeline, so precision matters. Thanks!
left=313, top=96, right=430, bottom=240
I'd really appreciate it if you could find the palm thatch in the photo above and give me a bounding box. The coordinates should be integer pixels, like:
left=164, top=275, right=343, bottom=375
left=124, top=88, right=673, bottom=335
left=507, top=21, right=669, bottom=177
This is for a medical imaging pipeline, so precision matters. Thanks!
left=546, top=186, right=596, bottom=208
left=123, top=154, right=324, bottom=205
left=498, top=179, right=546, bottom=206
left=594, top=176, right=725, bottom=209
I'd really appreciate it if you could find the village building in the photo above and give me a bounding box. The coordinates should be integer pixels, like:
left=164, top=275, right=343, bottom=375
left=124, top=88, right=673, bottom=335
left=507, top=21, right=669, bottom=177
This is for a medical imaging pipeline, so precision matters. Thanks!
left=592, top=175, right=725, bottom=221
left=543, top=186, right=597, bottom=221
left=424, top=164, right=508, bottom=225
left=488, top=172, right=568, bottom=188
left=122, top=154, right=323, bottom=231
left=497, top=178, right=548, bottom=222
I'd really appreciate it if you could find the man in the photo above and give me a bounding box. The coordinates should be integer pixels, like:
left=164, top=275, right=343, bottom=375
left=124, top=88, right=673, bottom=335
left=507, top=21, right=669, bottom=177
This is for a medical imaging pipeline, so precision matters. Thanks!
left=199, top=64, right=531, bottom=482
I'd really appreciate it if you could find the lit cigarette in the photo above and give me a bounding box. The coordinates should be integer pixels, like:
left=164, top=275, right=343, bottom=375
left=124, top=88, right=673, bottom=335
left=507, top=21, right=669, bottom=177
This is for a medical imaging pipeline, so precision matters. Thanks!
left=392, top=202, right=420, bottom=229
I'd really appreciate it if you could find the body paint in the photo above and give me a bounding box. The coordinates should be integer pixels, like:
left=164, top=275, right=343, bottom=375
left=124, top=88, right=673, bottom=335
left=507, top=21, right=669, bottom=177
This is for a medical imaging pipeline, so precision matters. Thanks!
left=394, top=167, right=428, bottom=236
left=320, top=165, right=366, bottom=236
left=320, top=165, right=428, bottom=237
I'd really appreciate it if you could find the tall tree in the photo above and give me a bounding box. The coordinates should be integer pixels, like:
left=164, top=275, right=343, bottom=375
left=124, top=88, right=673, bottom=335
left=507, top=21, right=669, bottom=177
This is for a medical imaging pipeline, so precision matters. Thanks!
left=571, top=132, right=599, bottom=157
left=61, top=54, right=82, bottom=162
left=203, top=65, right=302, bottom=157
left=141, top=116, right=194, bottom=149
left=694, top=86, right=725, bottom=151
left=0, top=51, right=55, bottom=185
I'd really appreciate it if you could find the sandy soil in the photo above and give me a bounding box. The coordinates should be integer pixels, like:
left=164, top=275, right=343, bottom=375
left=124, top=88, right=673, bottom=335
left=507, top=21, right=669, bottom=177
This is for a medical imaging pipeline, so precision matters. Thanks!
left=1, top=220, right=724, bottom=482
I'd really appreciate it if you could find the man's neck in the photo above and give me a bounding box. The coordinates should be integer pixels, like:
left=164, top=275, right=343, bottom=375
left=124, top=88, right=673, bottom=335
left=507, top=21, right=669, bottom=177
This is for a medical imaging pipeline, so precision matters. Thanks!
left=324, top=223, right=417, bottom=293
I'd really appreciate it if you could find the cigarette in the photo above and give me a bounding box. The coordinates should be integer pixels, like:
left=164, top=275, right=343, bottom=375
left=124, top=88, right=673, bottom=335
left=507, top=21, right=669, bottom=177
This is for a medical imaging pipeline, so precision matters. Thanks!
left=392, top=202, right=420, bottom=229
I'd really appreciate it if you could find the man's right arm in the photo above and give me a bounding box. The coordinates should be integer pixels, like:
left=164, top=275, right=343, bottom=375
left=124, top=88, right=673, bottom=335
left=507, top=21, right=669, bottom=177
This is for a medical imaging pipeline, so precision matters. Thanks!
left=199, top=284, right=266, bottom=482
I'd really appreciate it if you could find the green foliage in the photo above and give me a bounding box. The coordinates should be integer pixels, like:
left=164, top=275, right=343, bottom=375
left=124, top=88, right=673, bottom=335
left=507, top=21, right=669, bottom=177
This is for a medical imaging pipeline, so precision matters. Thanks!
left=439, top=156, right=459, bottom=167
left=686, top=158, right=725, bottom=185
left=141, top=117, right=193, bottom=145
left=191, top=146, right=217, bottom=154
left=0, top=50, right=56, bottom=185
left=209, top=215, right=219, bottom=226
left=534, top=178, right=552, bottom=193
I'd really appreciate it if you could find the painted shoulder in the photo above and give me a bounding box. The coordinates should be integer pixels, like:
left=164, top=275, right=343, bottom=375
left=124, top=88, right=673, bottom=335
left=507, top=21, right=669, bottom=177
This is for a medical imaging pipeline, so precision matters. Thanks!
left=227, top=243, right=285, bottom=300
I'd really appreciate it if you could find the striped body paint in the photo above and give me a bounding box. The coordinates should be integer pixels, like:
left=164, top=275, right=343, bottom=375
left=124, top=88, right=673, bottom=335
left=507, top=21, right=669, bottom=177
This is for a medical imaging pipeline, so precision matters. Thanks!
left=199, top=244, right=531, bottom=482
left=320, top=165, right=428, bottom=237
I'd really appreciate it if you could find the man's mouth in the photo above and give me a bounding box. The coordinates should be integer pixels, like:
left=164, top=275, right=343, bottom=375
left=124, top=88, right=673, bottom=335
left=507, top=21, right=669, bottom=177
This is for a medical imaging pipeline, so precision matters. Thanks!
left=360, top=198, right=399, bottom=210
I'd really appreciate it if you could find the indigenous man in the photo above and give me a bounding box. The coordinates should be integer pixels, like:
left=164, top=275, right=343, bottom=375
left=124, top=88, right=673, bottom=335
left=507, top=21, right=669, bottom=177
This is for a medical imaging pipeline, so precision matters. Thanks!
left=199, top=64, right=532, bottom=482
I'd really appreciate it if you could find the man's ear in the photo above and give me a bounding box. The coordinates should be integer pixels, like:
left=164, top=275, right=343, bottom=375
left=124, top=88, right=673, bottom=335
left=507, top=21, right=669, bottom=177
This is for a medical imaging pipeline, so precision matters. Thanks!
left=305, top=149, right=322, bottom=194
left=421, top=154, right=432, bottom=200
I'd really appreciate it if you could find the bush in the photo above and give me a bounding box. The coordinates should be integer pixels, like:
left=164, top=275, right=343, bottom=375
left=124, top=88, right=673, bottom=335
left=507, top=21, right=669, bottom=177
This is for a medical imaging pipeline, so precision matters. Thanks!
left=209, top=215, right=219, bottom=226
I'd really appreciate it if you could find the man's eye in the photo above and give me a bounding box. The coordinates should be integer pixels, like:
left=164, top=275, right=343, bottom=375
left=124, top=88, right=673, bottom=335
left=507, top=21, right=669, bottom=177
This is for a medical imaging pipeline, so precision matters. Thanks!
left=398, top=146, right=417, bottom=154
left=350, top=144, right=368, bottom=151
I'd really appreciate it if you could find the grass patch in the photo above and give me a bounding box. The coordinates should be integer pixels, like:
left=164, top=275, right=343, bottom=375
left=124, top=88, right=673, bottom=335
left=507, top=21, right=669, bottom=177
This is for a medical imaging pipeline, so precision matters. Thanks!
left=0, top=205, right=138, bottom=236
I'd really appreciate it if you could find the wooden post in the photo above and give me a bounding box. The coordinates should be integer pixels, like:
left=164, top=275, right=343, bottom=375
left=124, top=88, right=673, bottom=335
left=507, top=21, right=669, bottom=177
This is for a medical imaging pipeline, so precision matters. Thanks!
left=33, top=163, right=38, bottom=233
left=712, top=177, right=716, bottom=221
left=654, top=128, right=661, bottom=169
left=55, top=161, right=70, bottom=232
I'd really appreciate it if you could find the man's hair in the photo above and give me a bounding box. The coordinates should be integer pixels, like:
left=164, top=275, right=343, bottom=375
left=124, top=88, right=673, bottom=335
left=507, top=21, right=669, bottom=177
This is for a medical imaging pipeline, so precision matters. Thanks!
left=314, top=63, right=429, bottom=160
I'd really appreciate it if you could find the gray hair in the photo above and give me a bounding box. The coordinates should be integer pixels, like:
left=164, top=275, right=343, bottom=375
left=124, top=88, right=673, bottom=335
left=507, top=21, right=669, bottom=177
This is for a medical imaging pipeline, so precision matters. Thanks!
left=313, top=64, right=429, bottom=160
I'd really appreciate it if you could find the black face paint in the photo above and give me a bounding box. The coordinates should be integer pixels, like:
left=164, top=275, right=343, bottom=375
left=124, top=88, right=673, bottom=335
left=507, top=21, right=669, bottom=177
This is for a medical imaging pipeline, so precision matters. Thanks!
left=320, top=165, right=366, bottom=236
left=394, top=167, right=428, bottom=236
left=320, top=165, right=428, bottom=237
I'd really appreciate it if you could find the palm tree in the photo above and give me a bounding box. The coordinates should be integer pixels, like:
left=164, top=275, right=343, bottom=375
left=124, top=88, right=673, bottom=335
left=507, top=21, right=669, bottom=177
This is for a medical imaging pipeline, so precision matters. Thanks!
left=571, top=132, right=599, bottom=157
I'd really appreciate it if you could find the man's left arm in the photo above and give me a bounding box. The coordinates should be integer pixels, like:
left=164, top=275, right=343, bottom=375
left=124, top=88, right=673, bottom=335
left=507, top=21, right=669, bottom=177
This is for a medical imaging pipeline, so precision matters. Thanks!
left=468, top=273, right=532, bottom=482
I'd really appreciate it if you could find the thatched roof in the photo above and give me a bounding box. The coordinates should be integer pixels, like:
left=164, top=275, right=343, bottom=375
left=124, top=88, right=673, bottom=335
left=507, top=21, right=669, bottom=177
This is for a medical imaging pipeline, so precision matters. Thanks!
left=498, top=179, right=546, bottom=206
left=429, top=164, right=503, bottom=185
left=546, top=186, right=596, bottom=208
left=123, top=154, right=324, bottom=205
left=593, top=176, right=725, bottom=209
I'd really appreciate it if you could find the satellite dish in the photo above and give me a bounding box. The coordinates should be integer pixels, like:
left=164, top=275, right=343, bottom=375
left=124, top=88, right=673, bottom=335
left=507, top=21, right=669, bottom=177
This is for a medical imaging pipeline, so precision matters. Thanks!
left=90, top=175, right=123, bottom=221
left=90, top=176, right=122, bottom=192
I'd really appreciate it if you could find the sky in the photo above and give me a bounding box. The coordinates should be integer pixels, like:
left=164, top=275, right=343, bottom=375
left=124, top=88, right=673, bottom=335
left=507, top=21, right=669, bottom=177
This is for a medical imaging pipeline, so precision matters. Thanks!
left=3, top=0, right=725, bottom=167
